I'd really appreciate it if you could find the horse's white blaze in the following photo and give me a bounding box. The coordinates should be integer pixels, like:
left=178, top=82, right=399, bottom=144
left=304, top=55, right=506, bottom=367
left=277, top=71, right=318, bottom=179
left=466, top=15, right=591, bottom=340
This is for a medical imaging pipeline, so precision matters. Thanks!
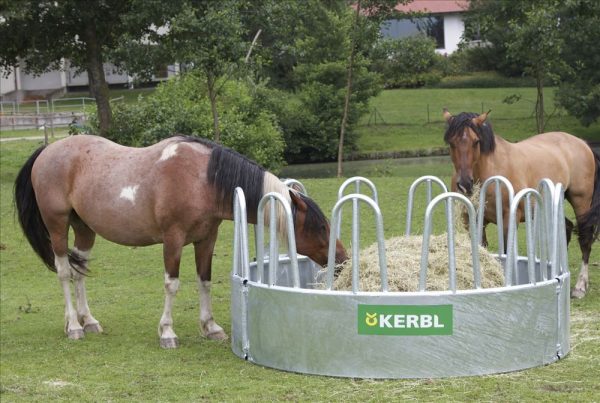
left=119, top=185, right=139, bottom=203
left=159, top=143, right=179, bottom=161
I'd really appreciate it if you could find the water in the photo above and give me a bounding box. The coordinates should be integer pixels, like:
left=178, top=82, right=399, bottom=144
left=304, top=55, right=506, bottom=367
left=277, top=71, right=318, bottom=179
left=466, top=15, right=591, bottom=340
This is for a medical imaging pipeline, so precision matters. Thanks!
left=280, top=155, right=453, bottom=179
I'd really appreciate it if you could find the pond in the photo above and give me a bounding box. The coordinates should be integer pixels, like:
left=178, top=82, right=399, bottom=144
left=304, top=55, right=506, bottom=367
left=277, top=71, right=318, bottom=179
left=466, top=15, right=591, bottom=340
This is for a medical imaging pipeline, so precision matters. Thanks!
left=280, top=155, right=453, bottom=179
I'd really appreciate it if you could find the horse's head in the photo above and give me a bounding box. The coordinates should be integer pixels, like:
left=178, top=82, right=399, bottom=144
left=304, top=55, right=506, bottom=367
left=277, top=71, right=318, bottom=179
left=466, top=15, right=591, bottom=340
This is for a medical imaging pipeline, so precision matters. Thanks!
left=443, top=109, right=495, bottom=195
left=289, top=190, right=348, bottom=267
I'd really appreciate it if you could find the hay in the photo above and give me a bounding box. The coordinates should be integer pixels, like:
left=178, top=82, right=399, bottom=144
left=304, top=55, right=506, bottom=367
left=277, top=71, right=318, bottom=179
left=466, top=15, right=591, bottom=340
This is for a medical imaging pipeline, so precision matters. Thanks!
left=331, top=233, right=504, bottom=292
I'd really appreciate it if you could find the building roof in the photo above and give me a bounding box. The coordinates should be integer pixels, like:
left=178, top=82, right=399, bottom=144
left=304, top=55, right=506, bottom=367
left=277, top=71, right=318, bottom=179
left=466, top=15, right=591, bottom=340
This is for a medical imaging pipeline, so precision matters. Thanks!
left=394, top=0, right=469, bottom=14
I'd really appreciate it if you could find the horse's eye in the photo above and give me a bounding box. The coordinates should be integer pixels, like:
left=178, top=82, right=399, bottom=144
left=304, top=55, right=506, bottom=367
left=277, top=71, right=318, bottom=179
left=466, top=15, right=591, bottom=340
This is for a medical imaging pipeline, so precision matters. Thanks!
left=473, top=140, right=480, bottom=148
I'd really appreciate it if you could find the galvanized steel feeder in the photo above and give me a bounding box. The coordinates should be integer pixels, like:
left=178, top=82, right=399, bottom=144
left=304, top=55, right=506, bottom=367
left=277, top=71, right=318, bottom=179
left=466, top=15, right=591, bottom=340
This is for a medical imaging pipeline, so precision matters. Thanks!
left=230, top=176, right=570, bottom=378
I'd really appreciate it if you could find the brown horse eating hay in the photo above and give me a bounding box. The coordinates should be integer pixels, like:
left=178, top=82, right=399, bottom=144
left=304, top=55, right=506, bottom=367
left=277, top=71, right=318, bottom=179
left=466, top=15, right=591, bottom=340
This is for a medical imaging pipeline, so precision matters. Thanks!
left=443, top=109, right=600, bottom=299
left=15, top=135, right=347, bottom=348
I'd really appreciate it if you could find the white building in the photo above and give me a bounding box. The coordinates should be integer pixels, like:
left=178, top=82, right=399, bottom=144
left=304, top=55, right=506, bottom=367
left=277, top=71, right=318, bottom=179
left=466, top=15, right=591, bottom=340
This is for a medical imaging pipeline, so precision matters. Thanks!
left=381, top=0, right=469, bottom=55
left=0, top=61, right=177, bottom=102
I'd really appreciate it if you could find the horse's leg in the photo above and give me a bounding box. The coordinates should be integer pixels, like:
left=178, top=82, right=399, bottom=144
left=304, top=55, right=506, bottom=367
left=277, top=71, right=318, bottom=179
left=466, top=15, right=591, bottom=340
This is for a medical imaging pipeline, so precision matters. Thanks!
left=481, top=220, right=489, bottom=248
left=565, top=218, right=574, bottom=246
left=572, top=217, right=593, bottom=299
left=45, top=214, right=85, bottom=339
left=158, top=230, right=185, bottom=348
left=194, top=232, right=228, bottom=341
left=72, top=219, right=102, bottom=334
left=568, top=194, right=595, bottom=299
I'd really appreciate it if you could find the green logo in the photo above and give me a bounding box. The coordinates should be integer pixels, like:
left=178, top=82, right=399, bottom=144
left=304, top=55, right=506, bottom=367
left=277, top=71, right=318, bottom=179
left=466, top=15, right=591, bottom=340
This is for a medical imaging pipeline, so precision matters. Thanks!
left=358, top=304, right=453, bottom=336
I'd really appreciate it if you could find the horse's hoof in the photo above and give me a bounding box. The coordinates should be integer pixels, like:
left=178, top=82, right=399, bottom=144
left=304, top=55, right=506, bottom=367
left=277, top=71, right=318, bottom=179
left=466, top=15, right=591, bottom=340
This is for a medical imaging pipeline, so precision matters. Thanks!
left=206, top=330, right=228, bottom=341
left=68, top=329, right=85, bottom=340
left=84, top=323, right=103, bottom=334
left=571, top=288, right=587, bottom=299
left=160, top=337, right=179, bottom=349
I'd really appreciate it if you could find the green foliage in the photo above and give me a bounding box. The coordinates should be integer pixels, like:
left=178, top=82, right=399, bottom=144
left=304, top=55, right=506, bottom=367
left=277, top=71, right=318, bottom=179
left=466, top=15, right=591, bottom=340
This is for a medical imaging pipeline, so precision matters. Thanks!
left=92, top=72, right=285, bottom=171
left=554, top=0, right=600, bottom=126
left=371, top=36, right=442, bottom=88
left=256, top=60, right=380, bottom=163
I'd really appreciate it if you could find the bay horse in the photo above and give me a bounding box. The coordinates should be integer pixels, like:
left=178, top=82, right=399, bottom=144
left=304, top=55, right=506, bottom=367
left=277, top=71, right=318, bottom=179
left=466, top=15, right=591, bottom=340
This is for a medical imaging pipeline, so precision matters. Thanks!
left=443, top=109, right=600, bottom=299
left=15, top=135, right=347, bottom=348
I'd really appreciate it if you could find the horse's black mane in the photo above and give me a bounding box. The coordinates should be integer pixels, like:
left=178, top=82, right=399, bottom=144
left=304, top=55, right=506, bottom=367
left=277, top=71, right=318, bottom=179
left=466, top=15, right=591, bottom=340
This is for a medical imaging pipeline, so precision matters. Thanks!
left=175, top=136, right=266, bottom=217
left=175, top=136, right=329, bottom=234
left=295, top=192, right=328, bottom=238
left=444, top=112, right=496, bottom=154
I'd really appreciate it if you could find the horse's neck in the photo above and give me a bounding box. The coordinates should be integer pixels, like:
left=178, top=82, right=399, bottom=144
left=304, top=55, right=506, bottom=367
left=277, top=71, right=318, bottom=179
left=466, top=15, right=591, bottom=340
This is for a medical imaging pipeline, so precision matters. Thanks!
left=475, top=135, right=513, bottom=180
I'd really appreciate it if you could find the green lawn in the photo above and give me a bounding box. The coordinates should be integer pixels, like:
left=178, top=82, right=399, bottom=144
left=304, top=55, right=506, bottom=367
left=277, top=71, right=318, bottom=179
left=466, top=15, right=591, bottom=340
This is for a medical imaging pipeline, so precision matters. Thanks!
left=356, top=87, right=600, bottom=154
left=1, top=139, right=599, bottom=401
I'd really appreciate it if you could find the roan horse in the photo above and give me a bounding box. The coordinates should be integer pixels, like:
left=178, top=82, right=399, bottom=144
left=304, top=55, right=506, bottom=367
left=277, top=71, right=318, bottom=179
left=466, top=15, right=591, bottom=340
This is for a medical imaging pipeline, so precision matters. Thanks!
left=15, top=135, right=348, bottom=348
left=443, top=109, right=600, bottom=299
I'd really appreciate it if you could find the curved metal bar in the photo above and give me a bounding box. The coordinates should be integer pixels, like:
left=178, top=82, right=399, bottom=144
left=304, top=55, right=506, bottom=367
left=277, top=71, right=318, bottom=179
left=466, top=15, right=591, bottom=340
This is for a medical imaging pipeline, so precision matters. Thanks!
left=256, top=192, right=300, bottom=287
left=419, top=192, right=480, bottom=292
left=327, top=193, right=387, bottom=293
left=477, top=176, right=515, bottom=255
left=336, top=176, right=379, bottom=239
left=537, top=178, right=555, bottom=279
left=505, top=188, right=544, bottom=286
left=550, top=183, right=569, bottom=278
left=405, top=176, right=448, bottom=235
left=282, top=178, right=308, bottom=195
left=232, top=188, right=250, bottom=279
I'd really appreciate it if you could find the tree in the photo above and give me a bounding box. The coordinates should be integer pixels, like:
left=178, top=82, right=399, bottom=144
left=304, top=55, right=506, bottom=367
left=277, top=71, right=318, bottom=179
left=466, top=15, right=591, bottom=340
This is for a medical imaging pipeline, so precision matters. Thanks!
left=467, top=0, right=564, bottom=133
left=337, top=0, right=402, bottom=177
left=159, top=0, right=247, bottom=143
left=555, top=0, right=600, bottom=127
left=467, top=0, right=600, bottom=129
left=0, top=0, right=175, bottom=136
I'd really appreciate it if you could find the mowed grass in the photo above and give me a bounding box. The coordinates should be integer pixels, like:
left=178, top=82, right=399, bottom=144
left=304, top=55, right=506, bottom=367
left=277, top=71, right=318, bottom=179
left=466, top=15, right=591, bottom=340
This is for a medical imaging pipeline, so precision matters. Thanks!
left=1, top=139, right=599, bottom=401
left=356, top=87, right=600, bottom=154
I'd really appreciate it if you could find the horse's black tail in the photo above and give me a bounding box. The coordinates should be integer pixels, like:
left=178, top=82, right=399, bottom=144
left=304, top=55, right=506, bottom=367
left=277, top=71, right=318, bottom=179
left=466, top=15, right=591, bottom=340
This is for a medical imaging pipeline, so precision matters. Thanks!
left=578, top=148, right=600, bottom=242
left=14, top=146, right=57, bottom=272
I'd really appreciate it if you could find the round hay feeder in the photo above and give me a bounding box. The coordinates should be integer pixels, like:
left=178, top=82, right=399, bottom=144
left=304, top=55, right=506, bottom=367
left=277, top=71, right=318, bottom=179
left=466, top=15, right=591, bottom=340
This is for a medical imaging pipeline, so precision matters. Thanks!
left=230, top=176, right=570, bottom=378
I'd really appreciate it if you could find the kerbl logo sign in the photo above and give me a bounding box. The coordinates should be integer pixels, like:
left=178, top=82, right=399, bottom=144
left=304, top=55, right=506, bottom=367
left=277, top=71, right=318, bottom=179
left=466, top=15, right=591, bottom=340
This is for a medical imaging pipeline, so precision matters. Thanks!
left=358, top=304, right=453, bottom=336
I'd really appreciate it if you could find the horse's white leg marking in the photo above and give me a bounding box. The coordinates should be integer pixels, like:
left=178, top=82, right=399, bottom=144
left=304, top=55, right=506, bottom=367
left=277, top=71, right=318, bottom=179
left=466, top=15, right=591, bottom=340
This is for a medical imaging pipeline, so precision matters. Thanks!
left=198, top=278, right=227, bottom=340
left=55, top=255, right=84, bottom=340
left=72, top=248, right=102, bottom=333
left=159, top=143, right=179, bottom=161
left=158, top=273, right=179, bottom=348
left=119, top=185, right=139, bottom=203
left=572, top=262, right=589, bottom=299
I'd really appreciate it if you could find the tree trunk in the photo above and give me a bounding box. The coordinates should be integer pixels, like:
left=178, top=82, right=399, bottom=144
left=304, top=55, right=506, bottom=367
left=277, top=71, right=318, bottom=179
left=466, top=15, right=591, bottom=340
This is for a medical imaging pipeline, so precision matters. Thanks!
left=337, top=0, right=362, bottom=178
left=207, top=72, right=221, bottom=143
left=84, top=22, right=112, bottom=137
left=535, top=71, right=545, bottom=133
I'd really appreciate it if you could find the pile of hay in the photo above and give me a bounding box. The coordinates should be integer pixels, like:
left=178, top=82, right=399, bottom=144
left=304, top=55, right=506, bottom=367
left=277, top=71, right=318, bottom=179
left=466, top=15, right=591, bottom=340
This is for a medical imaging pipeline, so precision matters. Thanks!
left=331, top=233, right=504, bottom=292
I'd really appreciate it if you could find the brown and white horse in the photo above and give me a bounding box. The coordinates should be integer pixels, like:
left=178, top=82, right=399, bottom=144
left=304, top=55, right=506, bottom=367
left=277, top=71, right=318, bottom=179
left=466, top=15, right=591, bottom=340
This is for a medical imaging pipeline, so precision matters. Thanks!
left=443, top=110, right=600, bottom=298
left=15, top=135, right=347, bottom=347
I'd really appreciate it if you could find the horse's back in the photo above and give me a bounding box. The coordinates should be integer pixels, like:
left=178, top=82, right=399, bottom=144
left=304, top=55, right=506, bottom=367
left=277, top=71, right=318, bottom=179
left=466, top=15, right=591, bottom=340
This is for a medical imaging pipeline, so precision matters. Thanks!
left=508, top=131, right=595, bottom=189
left=31, top=135, right=215, bottom=246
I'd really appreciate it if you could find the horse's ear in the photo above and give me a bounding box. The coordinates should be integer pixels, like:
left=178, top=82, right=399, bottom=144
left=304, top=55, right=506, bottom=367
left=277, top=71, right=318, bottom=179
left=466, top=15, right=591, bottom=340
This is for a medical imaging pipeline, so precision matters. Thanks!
left=443, top=108, right=453, bottom=123
left=472, top=109, right=492, bottom=126
left=289, top=190, right=307, bottom=212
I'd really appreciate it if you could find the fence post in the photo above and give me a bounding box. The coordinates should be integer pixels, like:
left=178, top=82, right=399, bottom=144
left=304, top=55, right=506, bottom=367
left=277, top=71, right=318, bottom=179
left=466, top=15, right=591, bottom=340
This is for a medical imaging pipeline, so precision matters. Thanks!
left=44, top=124, right=48, bottom=146
left=427, top=104, right=430, bottom=123
left=50, top=113, right=55, bottom=138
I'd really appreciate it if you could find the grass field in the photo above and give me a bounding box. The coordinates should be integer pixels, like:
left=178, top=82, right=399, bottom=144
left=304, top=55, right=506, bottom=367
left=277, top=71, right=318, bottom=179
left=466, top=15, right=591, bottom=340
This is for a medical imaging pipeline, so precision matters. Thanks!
left=1, top=139, right=599, bottom=401
left=356, top=87, right=600, bottom=154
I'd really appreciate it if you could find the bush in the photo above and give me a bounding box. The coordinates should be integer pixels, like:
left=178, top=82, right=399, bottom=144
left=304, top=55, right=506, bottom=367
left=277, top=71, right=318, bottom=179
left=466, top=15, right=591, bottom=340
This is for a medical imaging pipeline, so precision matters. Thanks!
left=91, top=72, right=285, bottom=171
left=371, top=35, right=442, bottom=88
left=256, top=60, right=380, bottom=163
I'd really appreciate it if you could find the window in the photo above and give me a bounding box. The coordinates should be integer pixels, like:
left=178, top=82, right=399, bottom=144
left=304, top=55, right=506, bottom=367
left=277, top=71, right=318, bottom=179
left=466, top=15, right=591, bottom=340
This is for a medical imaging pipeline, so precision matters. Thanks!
left=381, top=16, right=445, bottom=49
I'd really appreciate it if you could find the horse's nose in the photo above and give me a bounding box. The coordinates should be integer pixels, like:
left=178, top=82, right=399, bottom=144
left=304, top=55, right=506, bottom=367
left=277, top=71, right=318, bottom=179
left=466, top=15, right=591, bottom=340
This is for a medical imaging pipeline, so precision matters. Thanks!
left=457, top=177, right=473, bottom=195
left=335, top=241, right=348, bottom=264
